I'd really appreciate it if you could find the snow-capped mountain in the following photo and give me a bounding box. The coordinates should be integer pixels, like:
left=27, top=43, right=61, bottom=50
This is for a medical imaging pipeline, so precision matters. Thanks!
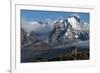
left=65, top=15, right=89, bottom=40
left=21, top=15, right=89, bottom=47
left=67, top=16, right=81, bottom=30
left=49, top=15, right=89, bottom=46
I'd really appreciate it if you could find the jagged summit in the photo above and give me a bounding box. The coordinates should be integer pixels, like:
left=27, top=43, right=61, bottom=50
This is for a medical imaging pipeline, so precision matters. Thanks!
left=21, top=15, right=89, bottom=48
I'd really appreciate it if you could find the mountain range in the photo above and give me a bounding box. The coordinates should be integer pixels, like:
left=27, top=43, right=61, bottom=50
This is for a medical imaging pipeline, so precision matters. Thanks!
left=21, top=15, right=89, bottom=49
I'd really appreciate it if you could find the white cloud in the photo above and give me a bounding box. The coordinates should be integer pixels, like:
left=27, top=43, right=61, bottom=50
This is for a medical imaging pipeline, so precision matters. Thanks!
left=21, top=20, right=54, bottom=33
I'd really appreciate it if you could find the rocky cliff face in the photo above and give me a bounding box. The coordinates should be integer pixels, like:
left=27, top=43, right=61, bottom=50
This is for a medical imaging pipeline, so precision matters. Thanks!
left=21, top=15, right=89, bottom=48
left=21, top=28, right=28, bottom=46
left=49, top=15, right=89, bottom=46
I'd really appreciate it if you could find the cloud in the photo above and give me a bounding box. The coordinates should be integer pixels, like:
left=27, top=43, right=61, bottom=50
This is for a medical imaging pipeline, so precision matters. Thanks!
left=21, top=20, right=54, bottom=33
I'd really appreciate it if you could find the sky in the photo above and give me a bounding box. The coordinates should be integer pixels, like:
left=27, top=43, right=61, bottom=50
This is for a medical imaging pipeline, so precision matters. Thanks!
left=21, top=9, right=90, bottom=33
left=21, top=9, right=90, bottom=24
